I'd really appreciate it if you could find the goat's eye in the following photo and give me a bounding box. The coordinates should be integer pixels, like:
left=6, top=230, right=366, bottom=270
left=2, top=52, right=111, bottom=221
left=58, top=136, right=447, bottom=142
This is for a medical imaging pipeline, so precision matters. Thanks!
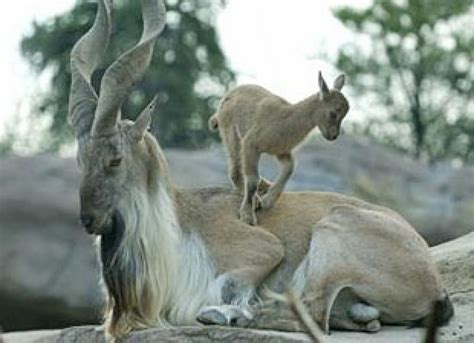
left=109, top=158, right=122, bottom=168
left=330, top=112, right=338, bottom=120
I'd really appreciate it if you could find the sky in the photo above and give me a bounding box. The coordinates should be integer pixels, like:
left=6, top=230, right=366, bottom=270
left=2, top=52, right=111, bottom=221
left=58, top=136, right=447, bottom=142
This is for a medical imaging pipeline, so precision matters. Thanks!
left=0, top=0, right=370, bottom=144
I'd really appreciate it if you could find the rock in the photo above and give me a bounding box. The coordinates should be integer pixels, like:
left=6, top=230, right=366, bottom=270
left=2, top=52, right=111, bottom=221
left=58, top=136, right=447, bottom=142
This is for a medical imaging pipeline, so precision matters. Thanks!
left=431, top=232, right=474, bottom=295
left=2, top=329, right=60, bottom=343
left=0, top=155, right=104, bottom=331
left=3, top=327, right=312, bottom=343
left=3, top=232, right=474, bottom=342
left=431, top=232, right=474, bottom=343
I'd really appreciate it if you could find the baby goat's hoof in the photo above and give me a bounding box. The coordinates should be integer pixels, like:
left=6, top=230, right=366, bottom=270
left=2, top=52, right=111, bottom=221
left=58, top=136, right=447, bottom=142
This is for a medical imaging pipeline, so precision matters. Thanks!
left=257, top=179, right=273, bottom=195
left=240, top=209, right=257, bottom=226
left=259, top=194, right=276, bottom=210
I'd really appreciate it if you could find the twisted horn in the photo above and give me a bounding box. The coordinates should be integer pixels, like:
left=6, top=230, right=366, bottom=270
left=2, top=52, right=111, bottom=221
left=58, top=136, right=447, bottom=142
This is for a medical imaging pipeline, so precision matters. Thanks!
left=68, top=0, right=112, bottom=138
left=91, top=0, right=166, bottom=135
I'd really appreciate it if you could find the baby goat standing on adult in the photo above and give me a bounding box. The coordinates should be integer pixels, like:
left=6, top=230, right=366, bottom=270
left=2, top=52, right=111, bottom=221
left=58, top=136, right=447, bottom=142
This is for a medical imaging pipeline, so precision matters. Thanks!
left=209, top=72, right=350, bottom=225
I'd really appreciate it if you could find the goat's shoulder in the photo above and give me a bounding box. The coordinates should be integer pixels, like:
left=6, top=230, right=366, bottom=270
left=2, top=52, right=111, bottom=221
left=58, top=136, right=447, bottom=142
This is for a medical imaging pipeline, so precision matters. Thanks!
left=231, top=84, right=273, bottom=96
left=174, top=187, right=284, bottom=268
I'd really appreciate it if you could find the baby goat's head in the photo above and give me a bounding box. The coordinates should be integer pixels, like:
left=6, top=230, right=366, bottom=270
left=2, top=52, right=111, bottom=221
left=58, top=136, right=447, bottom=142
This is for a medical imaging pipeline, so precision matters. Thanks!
left=316, top=72, right=349, bottom=141
left=69, top=0, right=166, bottom=235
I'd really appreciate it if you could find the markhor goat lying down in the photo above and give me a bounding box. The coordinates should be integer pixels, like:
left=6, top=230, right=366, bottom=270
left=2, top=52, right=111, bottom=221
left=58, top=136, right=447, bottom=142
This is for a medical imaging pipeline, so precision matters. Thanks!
left=209, top=74, right=349, bottom=225
left=68, top=0, right=453, bottom=341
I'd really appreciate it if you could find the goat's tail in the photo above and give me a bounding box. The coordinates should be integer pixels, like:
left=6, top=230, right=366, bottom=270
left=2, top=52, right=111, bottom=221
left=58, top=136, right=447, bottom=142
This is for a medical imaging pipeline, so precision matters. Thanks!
left=438, top=292, right=455, bottom=326
left=423, top=293, right=454, bottom=343
left=208, top=114, right=219, bottom=131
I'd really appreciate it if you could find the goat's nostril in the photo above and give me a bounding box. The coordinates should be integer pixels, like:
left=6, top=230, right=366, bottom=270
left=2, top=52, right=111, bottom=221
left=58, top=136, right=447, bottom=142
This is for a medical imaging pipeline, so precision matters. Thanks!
left=80, top=215, right=94, bottom=228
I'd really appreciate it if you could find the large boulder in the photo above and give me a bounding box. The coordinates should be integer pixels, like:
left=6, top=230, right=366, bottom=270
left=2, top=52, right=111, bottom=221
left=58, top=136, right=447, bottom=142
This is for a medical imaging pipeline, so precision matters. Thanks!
left=430, top=232, right=474, bottom=342
left=3, top=232, right=473, bottom=342
left=1, top=137, right=474, bottom=331
left=0, top=155, right=103, bottom=331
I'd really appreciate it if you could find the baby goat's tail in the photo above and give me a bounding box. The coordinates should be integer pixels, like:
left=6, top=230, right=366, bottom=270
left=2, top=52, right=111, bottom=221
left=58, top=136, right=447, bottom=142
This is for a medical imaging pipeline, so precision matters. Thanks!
left=208, top=114, right=219, bottom=131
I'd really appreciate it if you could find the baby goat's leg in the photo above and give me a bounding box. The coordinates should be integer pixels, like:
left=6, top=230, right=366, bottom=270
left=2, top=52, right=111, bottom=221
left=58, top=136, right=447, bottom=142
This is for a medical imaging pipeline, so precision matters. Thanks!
left=260, top=153, right=294, bottom=210
left=229, top=150, right=244, bottom=192
left=240, top=140, right=260, bottom=225
left=226, top=130, right=245, bottom=192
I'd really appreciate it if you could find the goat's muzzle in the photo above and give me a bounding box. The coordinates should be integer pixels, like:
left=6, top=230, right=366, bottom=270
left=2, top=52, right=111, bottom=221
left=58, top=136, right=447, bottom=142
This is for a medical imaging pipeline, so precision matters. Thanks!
left=80, top=211, right=113, bottom=235
left=324, top=132, right=338, bottom=141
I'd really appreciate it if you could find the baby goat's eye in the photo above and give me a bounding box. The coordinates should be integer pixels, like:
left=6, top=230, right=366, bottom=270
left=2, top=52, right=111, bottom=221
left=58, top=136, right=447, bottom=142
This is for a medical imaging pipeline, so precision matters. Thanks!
left=330, top=111, right=338, bottom=120
left=109, top=158, right=122, bottom=168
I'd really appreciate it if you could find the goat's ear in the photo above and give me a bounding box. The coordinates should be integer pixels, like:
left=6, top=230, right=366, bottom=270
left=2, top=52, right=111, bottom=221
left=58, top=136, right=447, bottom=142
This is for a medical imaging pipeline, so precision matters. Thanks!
left=129, top=110, right=151, bottom=143
left=318, top=71, right=330, bottom=99
left=333, top=74, right=346, bottom=91
left=129, top=97, right=157, bottom=143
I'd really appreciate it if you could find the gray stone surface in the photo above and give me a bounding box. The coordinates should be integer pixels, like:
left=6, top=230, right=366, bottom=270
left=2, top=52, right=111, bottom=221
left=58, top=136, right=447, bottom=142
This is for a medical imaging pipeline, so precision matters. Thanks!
left=432, top=232, right=474, bottom=343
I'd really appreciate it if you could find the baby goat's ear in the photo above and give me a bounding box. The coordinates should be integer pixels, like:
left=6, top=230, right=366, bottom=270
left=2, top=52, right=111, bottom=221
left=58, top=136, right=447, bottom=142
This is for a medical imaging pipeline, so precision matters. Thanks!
left=318, top=71, right=330, bottom=99
left=129, top=96, right=157, bottom=143
left=333, top=74, right=346, bottom=91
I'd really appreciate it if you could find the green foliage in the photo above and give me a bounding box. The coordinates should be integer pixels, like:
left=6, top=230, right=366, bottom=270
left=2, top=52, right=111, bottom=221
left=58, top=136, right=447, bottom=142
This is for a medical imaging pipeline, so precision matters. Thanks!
left=21, top=0, right=234, bottom=150
left=0, top=134, right=14, bottom=156
left=333, top=0, right=474, bottom=163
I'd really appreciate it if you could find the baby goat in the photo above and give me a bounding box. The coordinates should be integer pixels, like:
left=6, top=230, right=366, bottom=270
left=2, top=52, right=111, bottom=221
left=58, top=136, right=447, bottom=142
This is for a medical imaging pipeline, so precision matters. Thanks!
left=209, top=72, right=350, bottom=225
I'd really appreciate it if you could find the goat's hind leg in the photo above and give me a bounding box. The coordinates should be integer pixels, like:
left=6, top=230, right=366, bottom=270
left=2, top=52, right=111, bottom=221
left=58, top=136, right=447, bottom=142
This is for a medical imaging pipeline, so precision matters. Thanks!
left=198, top=299, right=304, bottom=331
left=240, top=138, right=260, bottom=225
left=226, top=129, right=245, bottom=192
left=329, top=317, right=381, bottom=333
left=247, top=300, right=305, bottom=332
left=260, top=153, right=294, bottom=210
left=330, top=302, right=381, bottom=333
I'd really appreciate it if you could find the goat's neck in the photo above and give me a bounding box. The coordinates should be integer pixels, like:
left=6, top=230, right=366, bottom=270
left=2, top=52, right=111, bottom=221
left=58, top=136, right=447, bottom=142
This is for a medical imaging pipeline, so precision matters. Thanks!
left=291, top=93, right=325, bottom=130
left=107, top=176, right=180, bottom=326
left=101, top=140, right=184, bottom=329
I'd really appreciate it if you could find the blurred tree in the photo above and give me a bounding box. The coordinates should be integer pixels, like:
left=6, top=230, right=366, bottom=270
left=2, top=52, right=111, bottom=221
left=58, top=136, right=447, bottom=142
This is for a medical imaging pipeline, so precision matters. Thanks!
left=21, top=0, right=234, bottom=150
left=333, top=0, right=474, bottom=163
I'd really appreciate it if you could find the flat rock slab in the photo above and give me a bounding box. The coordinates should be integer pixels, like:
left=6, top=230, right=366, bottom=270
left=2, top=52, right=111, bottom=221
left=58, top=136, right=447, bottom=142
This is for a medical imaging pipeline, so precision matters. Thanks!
left=3, top=234, right=474, bottom=343
left=2, top=324, right=471, bottom=343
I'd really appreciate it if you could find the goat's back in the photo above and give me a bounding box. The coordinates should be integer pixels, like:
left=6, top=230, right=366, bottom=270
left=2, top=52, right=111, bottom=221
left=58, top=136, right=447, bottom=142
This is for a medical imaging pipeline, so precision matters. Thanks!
left=216, top=85, right=290, bottom=135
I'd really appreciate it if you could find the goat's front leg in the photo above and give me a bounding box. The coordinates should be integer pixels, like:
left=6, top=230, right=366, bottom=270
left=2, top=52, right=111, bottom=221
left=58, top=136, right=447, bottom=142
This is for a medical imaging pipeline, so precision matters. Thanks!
left=226, top=129, right=245, bottom=192
left=260, top=153, right=294, bottom=210
left=197, top=223, right=284, bottom=327
left=240, top=141, right=260, bottom=225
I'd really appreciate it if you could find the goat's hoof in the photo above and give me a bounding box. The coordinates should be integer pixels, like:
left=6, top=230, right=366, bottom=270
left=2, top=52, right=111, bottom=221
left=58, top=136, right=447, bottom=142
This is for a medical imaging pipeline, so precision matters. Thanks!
left=240, top=210, right=257, bottom=226
left=197, top=306, right=253, bottom=327
left=197, top=308, right=228, bottom=325
left=365, top=319, right=381, bottom=333
left=254, top=195, right=262, bottom=211
left=259, top=194, right=276, bottom=210
left=257, top=179, right=272, bottom=195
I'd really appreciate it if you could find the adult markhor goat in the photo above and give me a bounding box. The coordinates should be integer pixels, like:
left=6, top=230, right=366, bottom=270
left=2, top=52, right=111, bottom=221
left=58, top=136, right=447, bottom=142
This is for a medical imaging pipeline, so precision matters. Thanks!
left=69, top=0, right=453, bottom=340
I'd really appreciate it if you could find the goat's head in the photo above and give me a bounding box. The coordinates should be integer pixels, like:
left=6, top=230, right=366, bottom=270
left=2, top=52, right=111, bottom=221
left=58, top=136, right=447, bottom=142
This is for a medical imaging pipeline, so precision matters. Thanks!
left=69, top=0, right=166, bottom=235
left=316, top=71, right=349, bottom=141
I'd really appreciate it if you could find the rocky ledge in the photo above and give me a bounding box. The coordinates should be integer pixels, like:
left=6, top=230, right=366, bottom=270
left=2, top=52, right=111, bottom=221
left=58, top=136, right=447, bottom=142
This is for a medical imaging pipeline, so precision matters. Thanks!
left=3, top=232, right=473, bottom=343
